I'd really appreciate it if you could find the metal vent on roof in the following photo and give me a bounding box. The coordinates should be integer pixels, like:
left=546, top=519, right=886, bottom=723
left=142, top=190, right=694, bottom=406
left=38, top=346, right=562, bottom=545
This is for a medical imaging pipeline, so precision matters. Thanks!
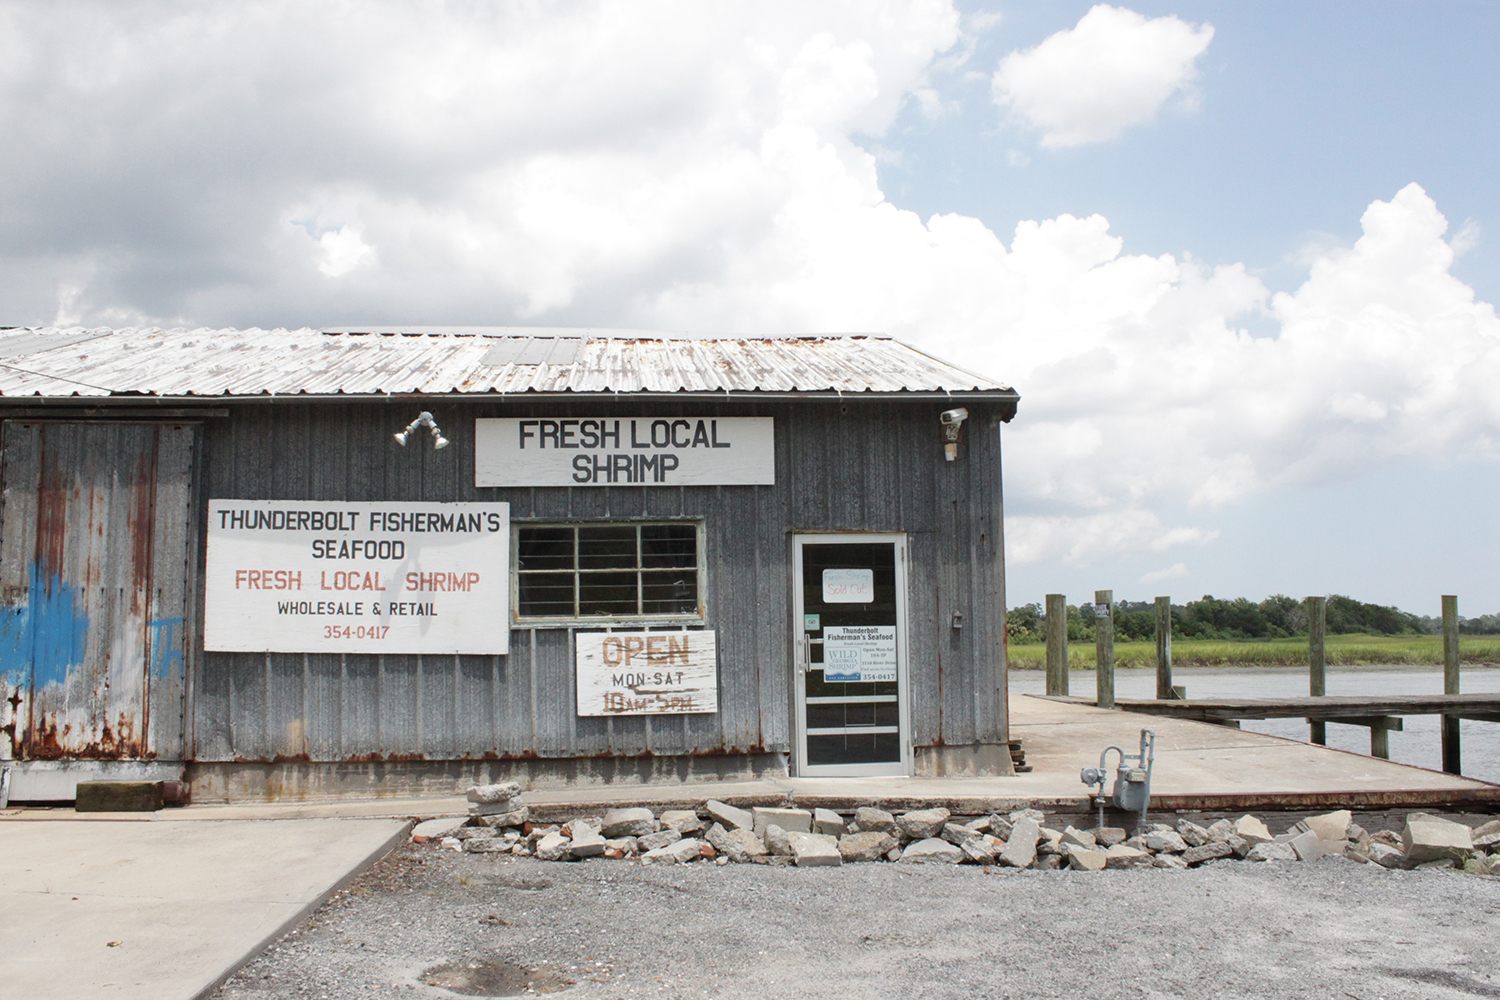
left=478, top=338, right=584, bottom=366
left=0, top=330, right=110, bottom=359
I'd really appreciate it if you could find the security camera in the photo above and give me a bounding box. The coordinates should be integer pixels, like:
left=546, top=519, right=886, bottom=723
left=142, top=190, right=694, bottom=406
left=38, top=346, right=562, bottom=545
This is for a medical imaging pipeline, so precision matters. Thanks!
left=940, top=407, right=969, bottom=461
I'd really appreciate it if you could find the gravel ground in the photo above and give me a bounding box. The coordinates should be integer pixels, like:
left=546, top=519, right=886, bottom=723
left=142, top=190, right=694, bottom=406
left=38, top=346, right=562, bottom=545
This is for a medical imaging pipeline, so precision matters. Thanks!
left=216, top=844, right=1500, bottom=1000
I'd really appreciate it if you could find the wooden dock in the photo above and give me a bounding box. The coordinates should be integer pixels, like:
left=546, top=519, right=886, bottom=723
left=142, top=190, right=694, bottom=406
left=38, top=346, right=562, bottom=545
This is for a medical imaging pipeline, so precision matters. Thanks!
left=1047, top=693, right=1500, bottom=766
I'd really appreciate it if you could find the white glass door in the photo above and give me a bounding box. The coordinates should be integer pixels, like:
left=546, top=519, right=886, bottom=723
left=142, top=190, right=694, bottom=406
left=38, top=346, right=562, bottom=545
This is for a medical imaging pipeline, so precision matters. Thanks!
left=791, top=534, right=910, bottom=776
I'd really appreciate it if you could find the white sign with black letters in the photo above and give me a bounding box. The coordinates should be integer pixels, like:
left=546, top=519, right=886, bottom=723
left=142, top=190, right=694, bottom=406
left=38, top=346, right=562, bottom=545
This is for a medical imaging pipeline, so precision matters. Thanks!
left=821, top=625, right=897, bottom=683
left=204, top=500, right=509, bottom=654
left=575, top=630, right=718, bottom=715
left=474, top=417, right=774, bottom=487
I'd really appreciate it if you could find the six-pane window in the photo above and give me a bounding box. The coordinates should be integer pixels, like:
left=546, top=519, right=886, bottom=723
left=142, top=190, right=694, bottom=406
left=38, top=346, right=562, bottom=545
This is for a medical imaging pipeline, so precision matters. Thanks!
left=515, top=522, right=701, bottom=621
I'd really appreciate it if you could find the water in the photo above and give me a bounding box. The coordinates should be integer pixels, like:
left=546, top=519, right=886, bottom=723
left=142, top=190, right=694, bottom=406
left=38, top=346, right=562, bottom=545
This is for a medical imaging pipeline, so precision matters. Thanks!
left=1009, top=666, right=1500, bottom=785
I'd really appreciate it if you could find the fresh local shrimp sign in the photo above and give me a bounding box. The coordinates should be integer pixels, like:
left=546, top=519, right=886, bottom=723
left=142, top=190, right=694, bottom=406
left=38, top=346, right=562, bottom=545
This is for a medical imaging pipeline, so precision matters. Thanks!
left=204, top=500, right=509, bottom=654
left=474, top=417, right=774, bottom=486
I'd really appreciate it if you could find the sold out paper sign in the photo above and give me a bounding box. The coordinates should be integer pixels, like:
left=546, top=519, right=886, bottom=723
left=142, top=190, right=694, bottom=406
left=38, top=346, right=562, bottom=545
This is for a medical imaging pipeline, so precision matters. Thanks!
left=574, top=630, right=719, bottom=715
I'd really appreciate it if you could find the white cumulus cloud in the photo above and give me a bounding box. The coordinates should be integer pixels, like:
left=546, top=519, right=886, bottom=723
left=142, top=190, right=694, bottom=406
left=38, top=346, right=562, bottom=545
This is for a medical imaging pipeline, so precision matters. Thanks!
left=1, top=4, right=1497, bottom=579
left=991, top=4, right=1214, bottom=148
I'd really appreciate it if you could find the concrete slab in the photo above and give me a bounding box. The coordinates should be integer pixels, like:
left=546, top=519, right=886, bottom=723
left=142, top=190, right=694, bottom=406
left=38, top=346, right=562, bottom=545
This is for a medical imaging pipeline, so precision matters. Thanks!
left=7, top=697, right=1492, bottom=830
left=0, top=817, right=408, bottom=999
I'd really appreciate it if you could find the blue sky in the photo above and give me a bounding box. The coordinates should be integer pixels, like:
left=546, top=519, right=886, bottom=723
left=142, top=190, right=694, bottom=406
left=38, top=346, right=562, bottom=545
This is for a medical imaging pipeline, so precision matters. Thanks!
left=1, top=2, right=1496, bottom=616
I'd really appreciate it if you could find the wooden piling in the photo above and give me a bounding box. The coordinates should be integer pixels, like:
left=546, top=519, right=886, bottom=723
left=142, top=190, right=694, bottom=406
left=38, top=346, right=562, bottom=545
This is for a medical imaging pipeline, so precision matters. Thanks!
left=1442, top=594, right=1461, bottom=774
left=1154, top=596, right=1174, bottom=700
left=1045, top=593, right=1068, bottom=697
left=1095, top=589, right=1115, bottom=709
left=1306, top=596, right=1327, bottom=745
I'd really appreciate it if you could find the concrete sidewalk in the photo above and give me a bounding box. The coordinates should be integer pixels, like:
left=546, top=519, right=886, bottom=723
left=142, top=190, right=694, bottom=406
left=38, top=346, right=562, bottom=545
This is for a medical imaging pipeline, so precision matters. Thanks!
left=12, top=694, right=1491, bottom=827
left=0, top=817, right=408, bottom=999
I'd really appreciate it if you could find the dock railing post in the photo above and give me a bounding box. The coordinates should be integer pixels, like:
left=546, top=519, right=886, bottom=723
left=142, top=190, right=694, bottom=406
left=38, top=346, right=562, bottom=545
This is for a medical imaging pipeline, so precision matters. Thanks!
left=1154, top=596, right=1173, bottom=700
left=1045, top=593, right=1069, bottom=697
left=1442, top=594, right=1461, bottom=774
left=1095, top=590, right=1115, bottom=709
left=1306, top=596, right=1327, bottom=745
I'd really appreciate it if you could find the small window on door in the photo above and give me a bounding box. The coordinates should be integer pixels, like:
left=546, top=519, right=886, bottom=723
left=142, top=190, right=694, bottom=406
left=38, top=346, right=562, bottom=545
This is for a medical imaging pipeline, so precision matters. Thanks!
left=514, top=521, right=703, bottom=624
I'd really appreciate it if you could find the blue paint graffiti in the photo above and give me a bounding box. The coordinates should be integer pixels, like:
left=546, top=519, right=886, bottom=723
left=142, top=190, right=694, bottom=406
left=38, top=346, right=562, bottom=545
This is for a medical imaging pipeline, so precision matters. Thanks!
left=0, top=562, right=91, bottom=690
left=149, top=616, right=185, bottom=680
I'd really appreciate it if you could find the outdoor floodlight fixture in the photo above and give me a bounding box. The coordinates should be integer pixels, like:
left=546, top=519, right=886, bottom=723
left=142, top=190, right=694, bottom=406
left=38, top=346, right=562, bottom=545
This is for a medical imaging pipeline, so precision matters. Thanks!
left=394, top=411, right=449, bottom=450
left=940, top=407, right=969, bottom=462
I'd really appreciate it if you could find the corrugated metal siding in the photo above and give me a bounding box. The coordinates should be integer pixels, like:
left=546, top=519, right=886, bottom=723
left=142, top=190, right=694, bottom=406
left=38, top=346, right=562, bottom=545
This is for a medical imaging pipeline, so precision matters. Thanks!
left=0, top=328, right=1015, bottom=399
left=190, top=398, right=1006, bottom=763
left=0, top=421, right=196, bottom=762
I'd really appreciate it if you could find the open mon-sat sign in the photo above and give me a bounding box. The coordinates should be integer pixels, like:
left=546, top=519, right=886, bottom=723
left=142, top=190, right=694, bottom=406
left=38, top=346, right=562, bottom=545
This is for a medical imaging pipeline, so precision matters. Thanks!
left=204, top=500, right=509, bottom=654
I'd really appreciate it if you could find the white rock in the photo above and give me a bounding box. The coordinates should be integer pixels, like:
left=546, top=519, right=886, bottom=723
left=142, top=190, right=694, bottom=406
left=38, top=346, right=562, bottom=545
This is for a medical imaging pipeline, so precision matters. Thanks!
left=1301, top=809, right=1352, bottom=843
left=896, top=808, right=951, bottom=840
left=469, top=797, right=526, bottom=817
left=1288, top=830, right=1326, bottom=862
left=1152, top=854, right=1189, bottom=870
left=704, top=800, right=755, bottom=831
left=641, top=837, right=705, bottom=865
left=813, top=808, right=846, bottom=836
left=760, top=824, right=789, bottom=856
left=705, top=824, right=768, bottom=863
left=467, top=782, right=523, bottom=804
left=411, top=816, right=468, bottom=842
left=1471, top=819, right=1500, bottom=849
left=637, top=829, right=682, bottom=853
left=1061, top=826, right=1097, bottom=850
left=1104, top=845, right=1153, bottom=869
left=659, top=810, right=705, bottom=835
left=961, top=838, right=998, bottom=864
left=1244, top=841, right=1298, bottom=863
left=1182, top=841, right=1235, bottom=866
left=568, top=822, right=606, bottom=859
left=463, top=837, right=510, bottom=854
left=853, top=806, right=897, bottom=834
left=1176, top=819, right=1211, bottom=847
left=787, top=831, right=842, bottom=867
left=1067, top=848, right=1108, bottom=871
left=753, top=806, right=812, bottom=838
left=535, top=831, right=571, bottom=862
left=601, top=807, right=657, bottom=838
left=1142, top=830, right=1188, bottom=853
left=899, top=837, right=963, bottom=864
left=1233, top=815, right=1274, bottom=845
left=475, top=808, right=528, bottom=829
left=998, top=816, right=1040, bottom=868
left=839, top=831, right=897, bottom=862
left=941, top=823, right=979, bottom=846
left=1403, top=813, right=1474, bottom=863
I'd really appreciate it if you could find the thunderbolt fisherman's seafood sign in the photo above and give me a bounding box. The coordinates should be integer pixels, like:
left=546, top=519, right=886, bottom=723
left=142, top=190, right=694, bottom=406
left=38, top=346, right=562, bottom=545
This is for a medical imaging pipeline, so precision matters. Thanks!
left=203, top=500, right=510, bottom=654
left=474, top=417, right=774, bottom=486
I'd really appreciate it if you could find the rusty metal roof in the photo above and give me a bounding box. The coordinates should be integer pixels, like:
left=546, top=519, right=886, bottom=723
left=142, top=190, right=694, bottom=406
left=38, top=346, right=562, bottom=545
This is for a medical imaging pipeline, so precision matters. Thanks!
left=0, top=327, right=1015, bottom=401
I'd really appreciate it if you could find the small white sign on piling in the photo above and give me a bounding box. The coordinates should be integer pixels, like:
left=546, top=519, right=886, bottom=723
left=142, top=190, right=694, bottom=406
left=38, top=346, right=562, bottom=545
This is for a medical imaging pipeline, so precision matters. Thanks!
left=575, top=630, right=718, bottom=716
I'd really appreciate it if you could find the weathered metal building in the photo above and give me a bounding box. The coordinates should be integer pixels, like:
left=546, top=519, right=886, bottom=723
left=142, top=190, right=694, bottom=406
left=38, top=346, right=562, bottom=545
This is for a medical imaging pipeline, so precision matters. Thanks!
left=0, top=328, right=1018, bottom=801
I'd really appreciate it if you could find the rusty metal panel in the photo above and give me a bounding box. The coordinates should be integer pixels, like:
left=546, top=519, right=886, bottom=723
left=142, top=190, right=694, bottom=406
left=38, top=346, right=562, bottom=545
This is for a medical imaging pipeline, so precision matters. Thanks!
left=0, top=422, right=194, bottom=763
left=0, top=328, right=1017, bottom=401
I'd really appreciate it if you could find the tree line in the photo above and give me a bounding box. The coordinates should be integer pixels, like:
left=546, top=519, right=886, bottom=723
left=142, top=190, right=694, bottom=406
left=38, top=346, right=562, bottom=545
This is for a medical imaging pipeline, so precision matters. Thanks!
left=1006, top=594, right=1500, bottom=643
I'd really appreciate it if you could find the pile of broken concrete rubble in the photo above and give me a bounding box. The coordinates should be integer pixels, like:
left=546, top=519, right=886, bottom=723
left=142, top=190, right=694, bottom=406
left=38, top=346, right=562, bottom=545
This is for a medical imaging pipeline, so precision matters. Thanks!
left=407, top=782, right=1500, bottom=875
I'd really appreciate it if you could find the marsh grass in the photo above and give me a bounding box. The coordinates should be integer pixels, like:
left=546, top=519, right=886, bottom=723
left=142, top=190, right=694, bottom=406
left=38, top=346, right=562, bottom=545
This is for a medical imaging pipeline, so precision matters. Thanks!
left=1007, top=633, right=1500, bottom=670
